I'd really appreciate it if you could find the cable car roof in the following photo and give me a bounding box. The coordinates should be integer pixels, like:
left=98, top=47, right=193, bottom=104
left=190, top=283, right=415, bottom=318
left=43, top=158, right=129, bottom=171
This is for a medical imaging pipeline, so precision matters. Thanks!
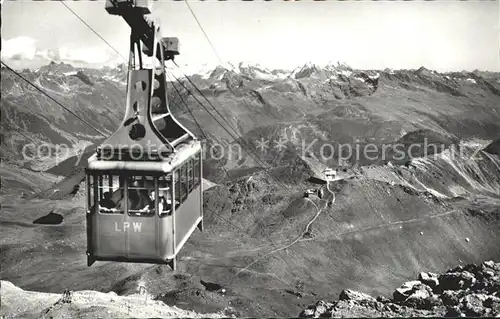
left=87, top=140, right=201, bottom=173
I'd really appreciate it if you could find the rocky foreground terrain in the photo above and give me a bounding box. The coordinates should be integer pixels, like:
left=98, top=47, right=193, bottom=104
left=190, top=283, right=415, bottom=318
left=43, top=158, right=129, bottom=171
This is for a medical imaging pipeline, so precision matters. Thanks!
left=301, top=260, right=500, bottom=317
left=2, top=260, right=498, bottom=318
left=0, top=280, right=226, bottom=318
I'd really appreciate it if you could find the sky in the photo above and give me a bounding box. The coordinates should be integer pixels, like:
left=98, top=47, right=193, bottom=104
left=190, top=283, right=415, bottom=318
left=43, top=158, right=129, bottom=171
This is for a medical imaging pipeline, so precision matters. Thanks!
left=2, top=1, right=500, bottom=73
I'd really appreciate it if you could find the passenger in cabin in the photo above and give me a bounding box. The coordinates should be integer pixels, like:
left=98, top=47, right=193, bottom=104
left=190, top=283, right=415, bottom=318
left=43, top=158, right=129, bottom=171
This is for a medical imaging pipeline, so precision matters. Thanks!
left=112, top=177, right=127, bottom=213
left=128, top=180, right=143, bottom=212
left=136, top=188, right=153, bottom=213
left=138, top=190, right=158, bottom=215
left=109, top=189, right=123, bottom=205
left=94, top=188, right=126, bottom=213
left=153, top=190, right=163, bottom=212
left=126, top=180, right=154, bottom=215
left=158, top=196, right=168, bottom=215
left=157, top=187, right=171, bottom=216
left=114, top=189, right=129, bottom=213
left=99, top=191, right=116, bottom=209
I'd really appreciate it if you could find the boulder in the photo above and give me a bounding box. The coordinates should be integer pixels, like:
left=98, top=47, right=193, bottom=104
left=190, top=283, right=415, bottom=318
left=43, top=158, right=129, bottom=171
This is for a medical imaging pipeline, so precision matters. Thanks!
left=444, top=306, right=463, bottom=317
left=460, top=294, right=489, bottom=317
left=462, top=263, right=482, bottom=275
left=376, top=296, right=391, bottom=303
left=418, top=272, right=440, bottom=291
left=339, top=289, right=376, bottom=302
left=450, top=265, right=464, bottom=272
left=441, top=290, right=465, bottom=306
left=488, top=277, right=500, bottom=294
left=424, top=295, right=444, bottom=310
left=300, top=300, right=334, bottom=318
left=482, top=260, right=499, bottom=271
left=391, top=280, right=443, bottom=310
left=403, top=289, right=431, bottom=308
left=401, top=284, right=442, bottom=310
left=393, top=281, right=422, bottom=302
left=300, top=308, right=315, bottom=317
left=439, top=271, right=476, bottom=291
left=484, top=296, right=500, bottom=315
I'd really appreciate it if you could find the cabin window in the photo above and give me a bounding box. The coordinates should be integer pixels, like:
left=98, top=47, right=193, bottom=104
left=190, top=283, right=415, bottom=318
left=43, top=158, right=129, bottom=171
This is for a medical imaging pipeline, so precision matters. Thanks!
left=158, top=174, right=173, bottom=217
left=174, top=164, right=189, bottom=206
left=87, top=175, right=94, bottom=213
left=183, top=163, right=189, bottom=200
left=158, top=174, right=172, bottom=191
left=172, top=158, right=199, bottom=208
left=193, top=156, right=200, bottom=188
left=127, top=175, right=155, bottom=216
left=174, top=170, right=181, bottom=208
left=98, top=175, right=125, bottom=214
left=187, top=160, right=194, bottom=192
left=97, top=175, right=103, bottom=199
left=179, top=164, right=188, bottom=201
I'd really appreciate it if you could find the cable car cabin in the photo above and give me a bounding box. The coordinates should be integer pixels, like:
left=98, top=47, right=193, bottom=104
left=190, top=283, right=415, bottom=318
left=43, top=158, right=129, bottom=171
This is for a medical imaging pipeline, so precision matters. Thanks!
left=86, top=152, right=204, bottom=269
left=86, top=0, right=202, bottom=270
left=85, top=146, right=203, bottom=270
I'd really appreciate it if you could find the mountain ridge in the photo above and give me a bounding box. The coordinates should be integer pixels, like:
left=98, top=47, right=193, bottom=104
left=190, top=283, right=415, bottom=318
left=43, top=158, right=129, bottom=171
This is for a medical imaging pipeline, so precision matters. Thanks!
left=2, top=60, right=500, bottom=187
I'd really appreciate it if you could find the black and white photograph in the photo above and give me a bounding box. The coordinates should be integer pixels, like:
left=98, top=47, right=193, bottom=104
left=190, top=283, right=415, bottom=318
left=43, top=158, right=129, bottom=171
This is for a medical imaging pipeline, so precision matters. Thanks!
left=1, top=0, right=500, bottom=317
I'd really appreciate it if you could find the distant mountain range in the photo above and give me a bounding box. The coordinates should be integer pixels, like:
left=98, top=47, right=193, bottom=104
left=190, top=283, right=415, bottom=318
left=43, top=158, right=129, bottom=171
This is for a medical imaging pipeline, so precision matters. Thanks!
left=2, top=61, right=500, bottom=174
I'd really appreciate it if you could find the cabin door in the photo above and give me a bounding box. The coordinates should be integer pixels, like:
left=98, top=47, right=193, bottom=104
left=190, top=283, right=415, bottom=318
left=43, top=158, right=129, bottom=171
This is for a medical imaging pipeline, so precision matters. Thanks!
left=125, top=175, right=158, bottom=259
left=94, top=174, right=128, bottom=257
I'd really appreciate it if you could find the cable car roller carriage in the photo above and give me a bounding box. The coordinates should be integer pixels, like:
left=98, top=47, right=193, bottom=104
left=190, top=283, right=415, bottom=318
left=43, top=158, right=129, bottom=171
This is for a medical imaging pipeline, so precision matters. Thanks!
left=85, top=0, right=203, bottom=270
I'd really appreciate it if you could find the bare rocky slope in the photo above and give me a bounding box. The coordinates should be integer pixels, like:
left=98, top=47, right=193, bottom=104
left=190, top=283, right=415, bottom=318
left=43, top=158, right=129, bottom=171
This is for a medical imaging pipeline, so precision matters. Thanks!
left=0, top=280, right=227, bottom=318
left=2, top=260, right=499, bottom=318
left=1, top=62, right=500, bottom=317
left=300, top=260, right=500, bottom=318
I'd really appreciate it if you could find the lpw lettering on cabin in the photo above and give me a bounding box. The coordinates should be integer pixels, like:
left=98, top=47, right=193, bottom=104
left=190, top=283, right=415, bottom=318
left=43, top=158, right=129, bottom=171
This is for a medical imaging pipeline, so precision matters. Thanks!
left=115, top=221, right=142, bottom=232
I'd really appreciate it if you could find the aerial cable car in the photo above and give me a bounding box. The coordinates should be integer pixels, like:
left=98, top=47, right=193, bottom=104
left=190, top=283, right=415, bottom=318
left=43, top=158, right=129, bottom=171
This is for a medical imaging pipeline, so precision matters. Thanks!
left=85, top=0, right=203, bottom=270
